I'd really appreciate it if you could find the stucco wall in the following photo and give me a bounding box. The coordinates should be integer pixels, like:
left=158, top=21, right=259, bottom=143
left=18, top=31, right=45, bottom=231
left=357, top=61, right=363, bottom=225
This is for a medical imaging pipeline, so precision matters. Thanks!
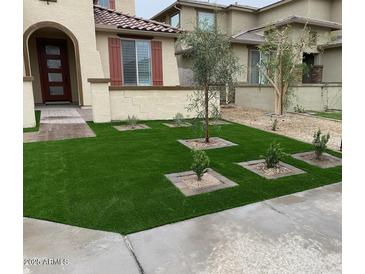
left=181, top=6, right=197, bottom=31
left=330, top=0, right=342, bottom=23
left=288, top=25, right=332, bottom=54
left=232, top=44, right=249, bottom=83
left=235, top=84, right=342, bottom=112
left=109, top=88, right=213, bottom=120
left=258, top=0, right=338, bottom=26
left=115, top=0, right=135, bottom=15
left=176, top=55, right=194, bottom=86
left=307, top=0, right=332, bottom=22
left=322, top=47, right=342, bottom=82
left=24, top=79, right=36, bottom=128
left=24, top=0, right=104, bottom=106
left=95, top=32, right=180, bottom=86
left=258, top=0, right=309, bottom=26
left=228, top=10, right=257, bottom=36
left=90, top=84, right=218, bottom=122
left=90, top=81, right=111, bottom=123
left=236, top=86, right=276, bottom=112
left=177, top=43, right=248, bottom=86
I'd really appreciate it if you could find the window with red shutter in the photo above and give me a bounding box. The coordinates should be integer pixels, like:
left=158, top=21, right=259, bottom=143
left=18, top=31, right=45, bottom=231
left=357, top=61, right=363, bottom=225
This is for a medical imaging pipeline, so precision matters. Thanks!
left=108, top=38, right=163, bottom=87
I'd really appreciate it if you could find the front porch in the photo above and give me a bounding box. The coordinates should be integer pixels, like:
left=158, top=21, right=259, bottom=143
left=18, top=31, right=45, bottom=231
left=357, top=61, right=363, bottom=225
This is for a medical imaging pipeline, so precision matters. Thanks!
left=23, top=105, right=95, bottom=143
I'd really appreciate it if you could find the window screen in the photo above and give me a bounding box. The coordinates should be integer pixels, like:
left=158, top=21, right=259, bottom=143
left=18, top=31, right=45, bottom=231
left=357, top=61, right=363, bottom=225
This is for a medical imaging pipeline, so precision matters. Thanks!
left=250, top=50, right=260, bottom=84
left=122, top=40, right=137, bottom=85
left=136, top=41, right=152, bottom=86
left=121, top=40, right=152, bottom=86
left=198, top=11, right=215, bottom=30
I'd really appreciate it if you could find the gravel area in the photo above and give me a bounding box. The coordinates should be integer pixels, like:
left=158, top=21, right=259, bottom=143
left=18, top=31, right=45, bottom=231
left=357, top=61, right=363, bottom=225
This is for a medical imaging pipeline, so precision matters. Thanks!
left=222, top=106, right=342, bottom=151
left=181, top=173, right=221, bottom=190
left=113, top=124, right=150, bottom=131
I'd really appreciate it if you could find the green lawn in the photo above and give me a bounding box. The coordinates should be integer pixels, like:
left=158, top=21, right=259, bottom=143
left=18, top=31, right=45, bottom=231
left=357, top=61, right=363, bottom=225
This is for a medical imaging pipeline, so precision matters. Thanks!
left=23, top=110, right=41, bottom=132
left=24, top=120, right=342, bottom=234
left=313, top=111, right=342, bottom=121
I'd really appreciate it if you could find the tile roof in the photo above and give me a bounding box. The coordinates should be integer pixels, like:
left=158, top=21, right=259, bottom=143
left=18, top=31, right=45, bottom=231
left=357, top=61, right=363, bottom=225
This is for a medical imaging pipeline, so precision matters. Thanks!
left=94, top=5, right=181, bottom=34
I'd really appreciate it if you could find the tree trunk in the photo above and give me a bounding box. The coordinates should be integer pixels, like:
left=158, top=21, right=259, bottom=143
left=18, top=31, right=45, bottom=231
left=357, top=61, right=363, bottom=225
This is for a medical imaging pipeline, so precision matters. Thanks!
left=275, top=92, right=283, bottom=115
left=204, top=84, right=210, bottom=143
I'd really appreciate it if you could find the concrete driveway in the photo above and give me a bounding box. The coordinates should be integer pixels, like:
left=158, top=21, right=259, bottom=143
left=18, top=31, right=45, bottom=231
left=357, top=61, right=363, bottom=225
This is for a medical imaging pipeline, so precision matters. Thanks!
left=24, top=183, right=341, bottom=274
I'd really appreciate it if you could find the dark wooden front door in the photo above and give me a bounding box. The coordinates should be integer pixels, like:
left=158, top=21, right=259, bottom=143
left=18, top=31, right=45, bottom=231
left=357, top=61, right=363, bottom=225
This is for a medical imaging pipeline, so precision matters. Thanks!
left=37, top=38, right=72, bottom=102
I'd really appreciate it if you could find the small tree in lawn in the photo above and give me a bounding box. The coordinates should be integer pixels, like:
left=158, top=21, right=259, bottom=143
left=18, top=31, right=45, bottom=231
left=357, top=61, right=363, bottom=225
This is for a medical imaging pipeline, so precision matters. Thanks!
left=191, top=150, right=210, bottom=181
left=313, top=129, right=330, bottom=160
left=258, top=24, right=316, bottom=115
left=179, top=26, right=242, bottom=142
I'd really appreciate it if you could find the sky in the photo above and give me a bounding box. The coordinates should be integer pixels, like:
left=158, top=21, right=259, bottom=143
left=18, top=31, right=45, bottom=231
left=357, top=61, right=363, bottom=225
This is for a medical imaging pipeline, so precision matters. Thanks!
left=136, top=0, right=280, bottom=19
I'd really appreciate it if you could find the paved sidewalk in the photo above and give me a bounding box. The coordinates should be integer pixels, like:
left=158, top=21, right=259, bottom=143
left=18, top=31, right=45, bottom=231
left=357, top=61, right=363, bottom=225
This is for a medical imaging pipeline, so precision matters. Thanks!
left=23, top=218, right=140, bottom=274
left=24, top=106, right=95, bottom=143
left=128, top=183, right=341, bottom=274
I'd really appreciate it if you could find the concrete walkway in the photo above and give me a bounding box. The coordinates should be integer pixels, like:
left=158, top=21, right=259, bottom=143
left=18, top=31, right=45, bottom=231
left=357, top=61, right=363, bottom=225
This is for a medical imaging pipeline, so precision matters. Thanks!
left=24, top=105, right=95, bottom=143
left=23, top=218, right=141, bottom=274
left=24, top=183, right=341, bottom=274
left=128, top=183, right=341, bottom=274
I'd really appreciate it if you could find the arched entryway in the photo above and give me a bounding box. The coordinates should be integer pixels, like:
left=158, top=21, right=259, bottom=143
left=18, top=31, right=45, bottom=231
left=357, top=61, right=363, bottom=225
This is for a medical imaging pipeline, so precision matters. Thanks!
left=24, top=22, right=83, bottom=105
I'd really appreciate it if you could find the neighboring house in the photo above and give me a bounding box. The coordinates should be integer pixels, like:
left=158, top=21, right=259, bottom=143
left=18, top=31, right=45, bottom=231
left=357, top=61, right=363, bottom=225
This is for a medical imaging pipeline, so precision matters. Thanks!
left=152, top=0, right=342, bottom=110
left=23, top=0, right=203, bottom=128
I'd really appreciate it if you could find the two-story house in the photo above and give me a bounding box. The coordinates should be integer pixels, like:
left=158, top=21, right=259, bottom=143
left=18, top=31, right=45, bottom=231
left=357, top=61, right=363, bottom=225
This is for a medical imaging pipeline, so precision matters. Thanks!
left=152, top=0, right=342, bottom=87
left=24, top=0, right=203, bottom=128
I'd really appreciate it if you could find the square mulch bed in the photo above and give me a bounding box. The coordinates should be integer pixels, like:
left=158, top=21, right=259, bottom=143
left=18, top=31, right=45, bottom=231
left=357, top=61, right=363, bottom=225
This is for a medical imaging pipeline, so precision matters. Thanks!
left=237, top=159, right=306, bottom=179
left=113, top=124, right=151, bottom=132
left=163, top=122, right=192, bottom=128
left=201, top=120, right=231, bottom=126
left=165, top=168, right=238, bottom=196
left=178, top=137, right=238, bottom=150
left=292, top=151, right=342, bottom=168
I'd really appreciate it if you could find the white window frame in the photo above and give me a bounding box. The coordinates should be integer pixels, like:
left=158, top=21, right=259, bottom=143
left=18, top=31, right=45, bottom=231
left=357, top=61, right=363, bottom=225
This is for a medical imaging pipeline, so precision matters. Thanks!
left=120, top=38, right=152, bottom=86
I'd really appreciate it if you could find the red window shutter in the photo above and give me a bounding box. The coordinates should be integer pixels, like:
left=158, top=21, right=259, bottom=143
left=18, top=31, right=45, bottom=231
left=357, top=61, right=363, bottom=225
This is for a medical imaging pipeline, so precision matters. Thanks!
left=109, top=0, right=116, bottom=9
left=151, top=41, right=163, bottom=86
left=108, top=38, right=123, bottom=86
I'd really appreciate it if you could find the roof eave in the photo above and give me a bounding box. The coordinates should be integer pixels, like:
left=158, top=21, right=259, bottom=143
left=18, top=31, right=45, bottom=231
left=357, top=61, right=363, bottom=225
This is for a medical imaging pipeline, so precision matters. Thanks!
left=258, top=0, right=294, bottom=12
left=318, top=43, right=342, bottom=50
left=150, top=0, right=258, bottom=20
left=150, top=1, right=179, bottom=20
left=230, top=38, right=263, bottom=45
left=95, top=24, right=180, bottom=38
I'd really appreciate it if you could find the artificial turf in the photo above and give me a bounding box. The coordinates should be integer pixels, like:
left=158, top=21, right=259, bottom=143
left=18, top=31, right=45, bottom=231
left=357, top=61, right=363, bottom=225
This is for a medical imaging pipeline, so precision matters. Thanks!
left=23, top=120, right=342, bottom=234
left=313, top=111, right=342, bottom=120
left=23, top=110, right=41, bottom=133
